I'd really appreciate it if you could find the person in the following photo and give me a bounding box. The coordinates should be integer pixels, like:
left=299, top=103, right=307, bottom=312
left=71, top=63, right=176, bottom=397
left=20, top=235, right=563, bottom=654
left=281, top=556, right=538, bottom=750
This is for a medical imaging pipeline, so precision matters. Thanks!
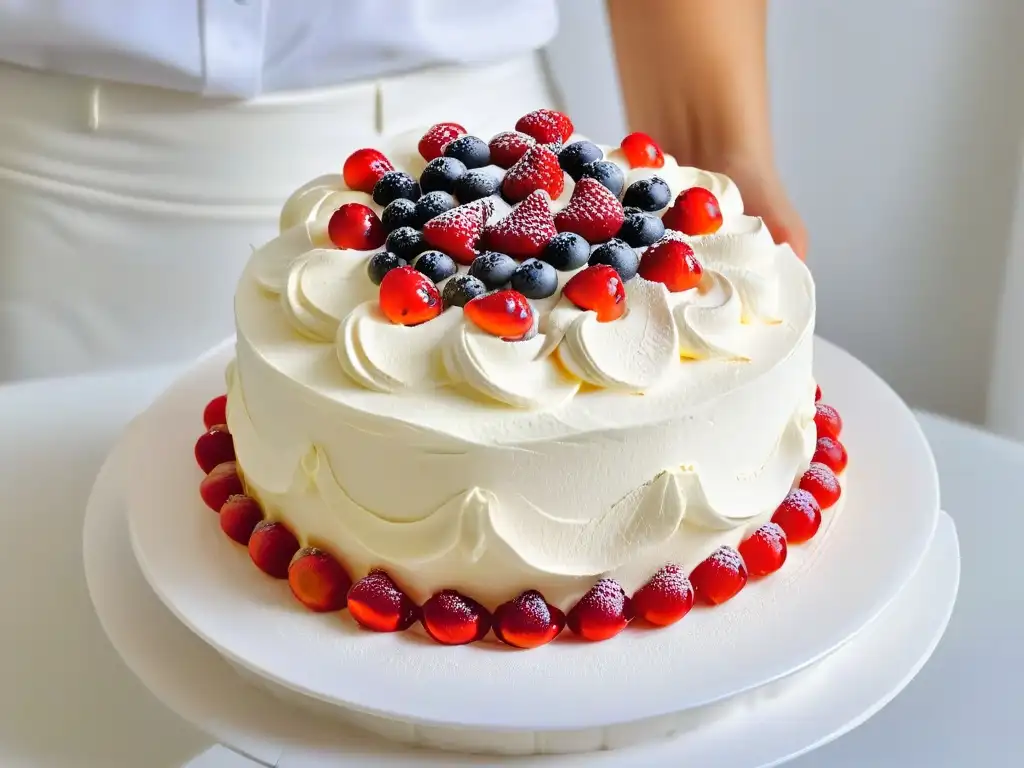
left=0, top=0, right=805, bottom=383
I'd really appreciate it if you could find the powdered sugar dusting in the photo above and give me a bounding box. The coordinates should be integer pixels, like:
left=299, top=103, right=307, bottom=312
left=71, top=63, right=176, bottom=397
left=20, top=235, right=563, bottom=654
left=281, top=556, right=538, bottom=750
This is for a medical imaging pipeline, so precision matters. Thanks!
left=554, top=177, right=625, bottom=241
left=484, top=190, right=557, bottom=257
left=645, top=563, right=692, bottom=596
left=709, top=546, right=744, bottom=571
left=578, top=578, right=627, bottom=615
left=757, top=522, right=787, bottom=546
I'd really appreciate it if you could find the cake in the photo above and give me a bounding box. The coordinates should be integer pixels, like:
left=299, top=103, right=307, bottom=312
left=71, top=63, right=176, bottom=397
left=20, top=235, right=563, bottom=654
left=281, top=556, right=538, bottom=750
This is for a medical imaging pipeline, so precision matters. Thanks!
left=193, top=109, right=846, bottom=648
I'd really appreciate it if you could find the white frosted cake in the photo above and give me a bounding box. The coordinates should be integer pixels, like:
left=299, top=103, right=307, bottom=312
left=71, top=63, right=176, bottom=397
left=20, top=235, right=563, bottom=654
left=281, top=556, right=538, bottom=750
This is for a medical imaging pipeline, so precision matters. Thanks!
left=195, top=109, right=846, bottom=648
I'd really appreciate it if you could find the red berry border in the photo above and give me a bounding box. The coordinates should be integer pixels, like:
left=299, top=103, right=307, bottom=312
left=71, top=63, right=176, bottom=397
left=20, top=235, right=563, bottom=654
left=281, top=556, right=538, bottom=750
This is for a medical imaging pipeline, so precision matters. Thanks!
left=195, top=391, right=845, bottom=649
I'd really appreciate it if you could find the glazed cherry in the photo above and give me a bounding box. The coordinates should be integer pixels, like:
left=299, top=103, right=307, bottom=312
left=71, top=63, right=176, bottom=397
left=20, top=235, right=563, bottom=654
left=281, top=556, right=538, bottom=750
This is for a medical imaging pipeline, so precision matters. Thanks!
left=631, top=564, right=694, bottom=626
left=378, top=266, right=443, bottom=326
left=421, top=590, right=491, bottom=645
left=199, top=461, right=244, bottom=512
left=814, top=403, right=843, bottom=441
left=492, top=590, right=565, bottom=649
left=463, top=289, right=535, bottom=340
left=799, top=462, right=842, bottom=510
left=219, top=494, right=264, bottom=545
left=202, top=394, right=227, bottom=430
left=342, top=148, right=394, bottom=193
left=637, top=236, right=704, bottom=292
left=194, top=425, right=235, bottom=474
left=770, top=488, right=822, bottom=544
left=328, top=203, right=386, bottom=251
left=812, top=436, right=848, bottom=474
left=288, top=548, right=352, bottom=612
left=247, top=521, right=300, bottom=579
left=567, top=579, right=633, bottom=641
left=662, top=187, right=723, bottom=236
left=738, top=523, right=788, bottom=577
left=347, top=570, right=419, bottom=632
left=562, top=264, right=627, bottom=322
left=689, top=546, right=748, bottom=605
left=620, top=132, right=665, bottom=169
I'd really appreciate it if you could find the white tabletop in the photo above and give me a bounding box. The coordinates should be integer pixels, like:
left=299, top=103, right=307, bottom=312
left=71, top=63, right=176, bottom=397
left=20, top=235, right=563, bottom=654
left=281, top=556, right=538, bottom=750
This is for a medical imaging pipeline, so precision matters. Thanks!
left=0, top=365, right=1020, bottom=767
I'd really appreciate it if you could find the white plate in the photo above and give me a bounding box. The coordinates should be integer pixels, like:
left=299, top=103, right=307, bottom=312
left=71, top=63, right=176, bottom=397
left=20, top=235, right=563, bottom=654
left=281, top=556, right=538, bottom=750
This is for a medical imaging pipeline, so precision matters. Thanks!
left=122, top=336, right=940, bottom=734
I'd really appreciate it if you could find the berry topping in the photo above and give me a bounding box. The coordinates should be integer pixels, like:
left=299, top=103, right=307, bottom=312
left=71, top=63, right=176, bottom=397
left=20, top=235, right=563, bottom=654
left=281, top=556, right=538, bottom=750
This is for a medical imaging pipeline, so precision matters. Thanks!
left=288, top=547, right=352, bottom=613
left=483, top=189, right=557, bottom=259
left=812, top=436, right=848, bottom=474
left=454, top=169, right=501, bottom=203
left=421, top=590, right=491, bottom=645
left=541, top=231, right=591, bottom=271
left=510, top=258, right=558, bottom=299
left=663, top=187, right=723, bottom=236
left=195, top=425, right=235, bottom=474
left=558, top=140, right=604, bottom=180
left=814, top=403, right=843, bottom=441
left=469, top=251, right=518, bottom=289
left=367, top=251, right=408, bottom=286
left=637, top=237, right=703, bottom=291
left=372, top=171, right=420, bottom=207
left=347, top=570, right=419, bottom=632
left=617, top=210, right=665, bottom=247
left=422, top=199, right=491, bottom=264
left=412, top=191, right=457, bottom=227
left=488, top=130, right=536, bottom=169
left=202, top=394, right=227, bottom=430
left=442, top=273, right=488, bottom=308
left=770, top=489, right=822, bottom=544
left=384, top=226, right=428, bottom=262
left=620, top=132, right=665, bottom=169
left=327, top=203, right=386, bottom=251
left=631, top=564, right=694, bottom=627
left=418, top=122, right=466, bottom=161
left=247, top=520, right=300, bottom=580
left=579, top=160, right=625, bottom=197
left=342, top=148, right=394, bottom=193
left=502, top=145, right=565, bottom=203
left=815, top=384, right=822, bottom=402
left=799, top=462, right=842, bottom=510
left=563, top=264, right=627, bottom=322
left=515, top=108, right=574, bottom=144
left=199, top=461, right=243, bottom=512
left=464, top=289, right=535, bottom=340
left=689, top=546, right=748, bottom=605
left=381, top=198, right=418, bottom=233
left=444, top=135, right=491, bottom=168
left=554, top=177, right=626, bottom=244
left=378, top=266, right=443, bottom=326
left=219, top=494, right=264, bottom=545
left=589, top=238, right=640, bottom=281
left=419, top=156, right=467, bottom=195
left=622, top=176, right=672, bottom=211
left=493, top=590, right=566, bottom=649
left=738, top=522, right=788, bottom=577
left=412, top=250, right=458, bottom=283
left=566, top=578, right=632, bottom=641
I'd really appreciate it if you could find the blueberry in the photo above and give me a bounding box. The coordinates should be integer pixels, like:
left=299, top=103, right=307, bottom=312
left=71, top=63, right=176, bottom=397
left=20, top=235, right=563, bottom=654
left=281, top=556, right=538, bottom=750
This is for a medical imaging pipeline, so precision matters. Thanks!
left=412, top=250, right=457, bottom=283
left=454, top=169, right=501, bottom=203
left=589, top=238, right=639, bottom=280
left=510, top=258, right=558, bottom=299
left=413, top=191, right=456, bottom=227
left=559, top=141, right=604, bottom=180
left=617, top=211, right=666, bottom=247
left=622, top=176, right=672, bottom=212
left=541, top=232, right=591, bottom=271
left=444, top=136, right=491, bottom=169
left=579, top=160, right=625, bottom=197
left=419, top=157, right=467, bottom=194
left=384, top=226, right=428, bottom=261
left=372, top=171, right=420, bottom=206
left=367, top=251, right=407, bottom=285
left=442, top=274, right=488, bottom=308
left=469, top=251, right=518, bottom=289
left=381, top=198, right=417, bottom=232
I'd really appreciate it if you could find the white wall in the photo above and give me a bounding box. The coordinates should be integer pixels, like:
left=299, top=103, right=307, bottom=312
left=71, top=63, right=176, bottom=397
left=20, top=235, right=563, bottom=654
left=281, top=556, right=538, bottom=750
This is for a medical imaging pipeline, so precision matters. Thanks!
left=546, top=0, right=1024, bottom=423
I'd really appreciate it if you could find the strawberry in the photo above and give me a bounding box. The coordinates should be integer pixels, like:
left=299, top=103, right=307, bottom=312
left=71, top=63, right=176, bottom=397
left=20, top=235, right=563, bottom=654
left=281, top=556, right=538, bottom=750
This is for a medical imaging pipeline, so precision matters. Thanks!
left=738, top=523, right=788, bottom=577
left=418, top=122, right=466, bottom=162
left=422, top=198, right=491, bottom=264
left=814, top=403, right=843, bottom=441
left=492, top=590, right=566, bottom=649
left=562, top=264, right=627, bottom=322
left=501, top=145, right=564, bottom=203
left=566, top=578, right=633, bottom=641
left=631, top=564, right=694, bottom=626
left=483, top=190, right=557, bottom=259
left=202, top=394, right=227, bottom=430
left=770, top=488, right=822, bottom=543
left=515, top=109, right=574, bottom=144
left=464, top=290, right=535, bottom=340
left=421, top=590, right=491, bottom=645
left=637, top=236, right=704, bottom=291
left=620, top=132, right=665, bottom=169
left=690, top=546, right=747, bottom=605
left=199, top=461, right=243, bottom=512
left=812, top=436, right=848, bottom=474
left=347, top=569, right=419, bottom=632
left=288, top=547, right=352, bottom=612
left=327, top=203, right=385, bottom=251
left=799, top=462, right=842, bottom=510
left=663, top=187, right=723, bottom=236
left=342, top=148, right=394, bottom=193
left=488, top=130, right=536, bottom=169
left=553, top=177, right=625, bottom=243
left=247, top=521, right=300, bottom=579
left=815, top=384, right=822, bottom=402
left=378, top=266, right=443, bottom=326
left=219, top=494, right=264, bottom=545
left=195, top=425, right=234, bottom=474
